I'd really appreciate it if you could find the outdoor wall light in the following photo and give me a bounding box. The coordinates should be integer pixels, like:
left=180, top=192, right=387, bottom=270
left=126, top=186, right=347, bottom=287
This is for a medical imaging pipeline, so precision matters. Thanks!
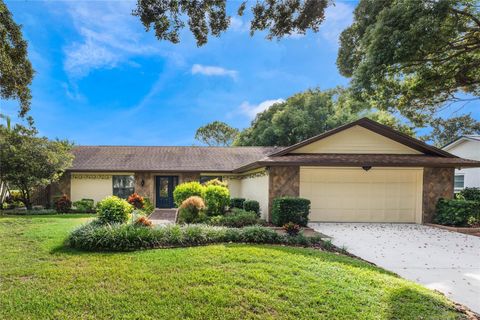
left=141, top=179, right=145, bottom=186
left=362, top=166, right=372, bottom=171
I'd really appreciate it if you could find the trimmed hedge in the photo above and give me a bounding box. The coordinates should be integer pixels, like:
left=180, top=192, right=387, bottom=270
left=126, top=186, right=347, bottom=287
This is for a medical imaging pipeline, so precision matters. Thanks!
left=173, top=182, right=204, bottom=207
left=457, top=187, right=480, bottom=202
left=204, top=185, right=230, bottom=216
left=243, top=200, right=260, bottom=216
left=435, top=198, right=480, bottom=227
left=72, top=199, right=95, bottom=213
left=209, top=209, right=260, bottom=228
left=66, top=222, right=323, bottom=251
left=272, top=197, right=310, bottom=227
left=230, top=198, right=245, bottom=209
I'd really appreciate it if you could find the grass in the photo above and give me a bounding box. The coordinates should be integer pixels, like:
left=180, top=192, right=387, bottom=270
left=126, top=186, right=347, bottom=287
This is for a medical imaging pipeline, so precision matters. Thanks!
left=0, top=215, right=466, bottom=320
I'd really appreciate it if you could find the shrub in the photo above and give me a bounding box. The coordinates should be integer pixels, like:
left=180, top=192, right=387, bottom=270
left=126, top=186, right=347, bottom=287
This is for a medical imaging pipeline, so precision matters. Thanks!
left=72, top=199, right=95, bottom=213
left=272, top=197, right=310, bottom=227
left=435, top=198, right=480, bottom=226
left=173, top=182, right=205, bottom=207
left=243, top=200, right=260, bottom=216
left=209, top=209, right=259, bottom=227
left=66, top=221, right=325, bottom=251
left=204, top=178, right=228, bottom=188
left=457, top=187, right=480, bottom=202
left=142, top=197, right=154, bottom=215
left=177, top=196, right=206, bottom=224
left=97, top=196, right=133, bottom=224
left=127, top=193, right=144, bottom=209
left=134, top=216, right=153, bottom=227
left=240, top=225, right=280, bottom=243
left=468, top=216, right=480, bottom=227
left=204, top=185, right=230, bottom=216
left=55, top=195, right=72, bottom=213
left=283, top=222, right=301, bottom=236
left=230, top=198, right=245, bottom=209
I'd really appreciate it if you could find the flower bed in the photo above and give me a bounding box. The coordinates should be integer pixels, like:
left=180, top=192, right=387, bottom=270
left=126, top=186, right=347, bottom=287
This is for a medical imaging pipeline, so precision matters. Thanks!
left=66, top=221, right=328, bottom=252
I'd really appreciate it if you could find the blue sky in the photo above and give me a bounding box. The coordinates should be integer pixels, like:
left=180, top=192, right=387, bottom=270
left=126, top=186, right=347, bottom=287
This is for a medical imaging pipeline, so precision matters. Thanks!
left=2, top=0, right=479, bottom=145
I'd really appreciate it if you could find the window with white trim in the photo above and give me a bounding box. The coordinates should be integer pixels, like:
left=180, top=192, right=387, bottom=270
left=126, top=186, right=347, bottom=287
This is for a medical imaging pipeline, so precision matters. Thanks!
left=113, top=175, right=135, bottom=199
left=454, top=175, right=465, bottom=190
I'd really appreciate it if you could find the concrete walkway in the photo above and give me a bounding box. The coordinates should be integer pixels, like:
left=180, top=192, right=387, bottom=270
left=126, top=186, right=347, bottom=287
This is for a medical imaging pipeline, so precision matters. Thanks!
left=149, top=209, right=176, bottom=225
left=310, top=223, right=480, bottom=314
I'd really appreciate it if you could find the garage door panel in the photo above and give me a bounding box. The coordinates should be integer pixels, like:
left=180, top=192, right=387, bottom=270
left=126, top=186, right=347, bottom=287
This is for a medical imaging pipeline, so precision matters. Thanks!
left=300, top=167, right=423, bottom=223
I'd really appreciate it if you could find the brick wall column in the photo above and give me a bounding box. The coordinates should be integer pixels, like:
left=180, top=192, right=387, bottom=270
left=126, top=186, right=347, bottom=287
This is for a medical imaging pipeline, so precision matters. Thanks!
left=268, top=166, right=299, bottom=221
left=135, top=172, right=154, bottom=201
left=422, top=167, right=454, bottom=223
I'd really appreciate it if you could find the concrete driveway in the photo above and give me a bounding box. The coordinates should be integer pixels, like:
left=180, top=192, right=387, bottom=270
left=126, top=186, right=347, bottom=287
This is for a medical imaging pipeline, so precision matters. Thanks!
left=310, top=223, right=480, bottom=313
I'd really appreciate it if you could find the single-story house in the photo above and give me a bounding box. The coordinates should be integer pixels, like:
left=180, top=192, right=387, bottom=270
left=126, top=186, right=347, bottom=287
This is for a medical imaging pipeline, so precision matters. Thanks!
left=48, top=118, right=480, bottom=223
left=442, top=135, right=480, bottom=191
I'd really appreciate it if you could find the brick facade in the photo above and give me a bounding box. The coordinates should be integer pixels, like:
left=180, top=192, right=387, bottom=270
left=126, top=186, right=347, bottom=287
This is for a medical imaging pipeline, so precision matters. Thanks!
left=422, top=167, right=454, bottom=223
left=268, top=166, right=299, bottom=221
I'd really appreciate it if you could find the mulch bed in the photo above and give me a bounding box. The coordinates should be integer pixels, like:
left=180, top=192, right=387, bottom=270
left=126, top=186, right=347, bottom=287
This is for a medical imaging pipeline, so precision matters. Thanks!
left=425, top=223, right=480, bottom=237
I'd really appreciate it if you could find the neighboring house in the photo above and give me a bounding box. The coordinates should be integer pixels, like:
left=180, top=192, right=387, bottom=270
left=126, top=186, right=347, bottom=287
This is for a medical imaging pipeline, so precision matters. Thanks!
left=48, top=118, right=479, bottom=223
left=442, top=135, right=480, bottom=192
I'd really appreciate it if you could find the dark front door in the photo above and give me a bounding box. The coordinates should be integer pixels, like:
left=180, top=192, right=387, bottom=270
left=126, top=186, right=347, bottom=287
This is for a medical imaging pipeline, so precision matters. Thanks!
left=155, top=176, right=178, bottom=208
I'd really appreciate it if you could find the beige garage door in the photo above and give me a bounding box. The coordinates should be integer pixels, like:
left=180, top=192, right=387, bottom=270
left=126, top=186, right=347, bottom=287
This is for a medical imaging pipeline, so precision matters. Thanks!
left=300, top=167, right=423, bottom=223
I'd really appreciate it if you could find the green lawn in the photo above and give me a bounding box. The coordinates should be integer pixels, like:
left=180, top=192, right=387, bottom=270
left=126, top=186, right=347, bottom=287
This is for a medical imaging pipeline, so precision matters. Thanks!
left=0, top=215, right=466, bottom=320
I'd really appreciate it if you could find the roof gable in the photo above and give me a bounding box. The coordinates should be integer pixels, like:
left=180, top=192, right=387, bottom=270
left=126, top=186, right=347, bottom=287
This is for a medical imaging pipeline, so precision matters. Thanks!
left=290, top=125, right=421, bottom=154
left=271, top=118, right=454, bottom=157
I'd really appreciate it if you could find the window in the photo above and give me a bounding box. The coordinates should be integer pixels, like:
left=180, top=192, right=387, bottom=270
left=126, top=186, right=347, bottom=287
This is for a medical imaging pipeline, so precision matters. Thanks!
left=113, top=175, right=134, bottom=199
left=454, top=175, right=465, bottom=190
left=199, top=176, right=222, bottom=184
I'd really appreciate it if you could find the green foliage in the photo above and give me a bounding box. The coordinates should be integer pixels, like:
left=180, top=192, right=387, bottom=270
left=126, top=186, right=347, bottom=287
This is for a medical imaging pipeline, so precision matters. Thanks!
left=72, top=199, right=95, bottom=213
left=209, top=209, right=259, bottom=228
left=229, top=198, right=245, bottom=209
left=457, top=187, right=480, bottom=202
left=435, top=198, right=480, bottom=227
left=203, top=178, right=228, bottom=188
left=234, top=88, right=413, bottom=146
left=0, top=123, right=74, bottom=209
left=134, top=0, right=328, bottom=46
left=421, top=115, right=480, bottom=147
left=0, top=0, right=34, bottom=116
left=204, top=185, right=230, bottom=216
left=243, top=200, right=260, bottom=216
left=97, top=196, right=133, bottom=224
left=67, top=220, right=323, bottom=251
left=142, top=197, right=154, bottom=215
left=0, top=208, right=56, bottom=215
left=337, top=0, right=480, bottom=124
left=173, top=182, right=205, bottom=207
left=177, top=196, right=206, bottom=224
left=283, top=222, right=301, bottom=236
left=195, top=121, right=239, bottom=146
left=272, top=197, right=310, bottom=227
left=55, top=195, right=72, bottom=213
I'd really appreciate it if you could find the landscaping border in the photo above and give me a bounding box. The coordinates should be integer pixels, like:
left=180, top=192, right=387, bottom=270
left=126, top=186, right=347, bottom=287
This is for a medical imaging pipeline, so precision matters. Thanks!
left=425, top=223, right=480, bottom=237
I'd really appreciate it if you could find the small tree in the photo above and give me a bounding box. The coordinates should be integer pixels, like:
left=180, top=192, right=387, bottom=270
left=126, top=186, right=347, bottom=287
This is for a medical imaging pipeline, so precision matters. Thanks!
left=195, top=121, right=239, bottom=146
left=0, top=123, right=74, bottom=209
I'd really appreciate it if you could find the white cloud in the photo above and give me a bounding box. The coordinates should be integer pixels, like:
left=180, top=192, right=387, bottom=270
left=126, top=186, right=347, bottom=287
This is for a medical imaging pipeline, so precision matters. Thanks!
left=230, top=16, right=249, bottom=33
left=320, top=2, right=354, bottom=45
left=191, top=64, right=238, bottom=79
left=239, top=99, right=285, bottom=119
left=61, top=1, right=171, bottom=78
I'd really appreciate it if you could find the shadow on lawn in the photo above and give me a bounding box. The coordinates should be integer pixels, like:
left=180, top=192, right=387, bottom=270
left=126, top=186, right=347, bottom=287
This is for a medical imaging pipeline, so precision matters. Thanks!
left=254, top=244, right=395, bottom=276
left=386, top=287, right=462, bottom=320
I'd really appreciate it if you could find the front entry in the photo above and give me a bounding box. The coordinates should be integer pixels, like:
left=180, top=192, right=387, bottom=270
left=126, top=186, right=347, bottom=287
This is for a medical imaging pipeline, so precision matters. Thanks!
left=155, top=176, right=178, bottom=208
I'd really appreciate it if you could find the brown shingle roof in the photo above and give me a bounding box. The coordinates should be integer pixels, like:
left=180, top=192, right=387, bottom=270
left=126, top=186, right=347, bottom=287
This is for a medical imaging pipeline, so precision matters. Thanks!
left=70, top=146, right=281, bottom=172
left=234, top=154, right=480, bottom=172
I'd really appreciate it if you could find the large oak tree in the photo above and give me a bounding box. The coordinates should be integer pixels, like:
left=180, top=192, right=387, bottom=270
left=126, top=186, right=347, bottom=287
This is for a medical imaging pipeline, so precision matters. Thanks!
left=337, top=0, right=480, bottom=125
left=133, top=0, right=329, bottom=46
left=0, top=0, right=34, bottom=117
